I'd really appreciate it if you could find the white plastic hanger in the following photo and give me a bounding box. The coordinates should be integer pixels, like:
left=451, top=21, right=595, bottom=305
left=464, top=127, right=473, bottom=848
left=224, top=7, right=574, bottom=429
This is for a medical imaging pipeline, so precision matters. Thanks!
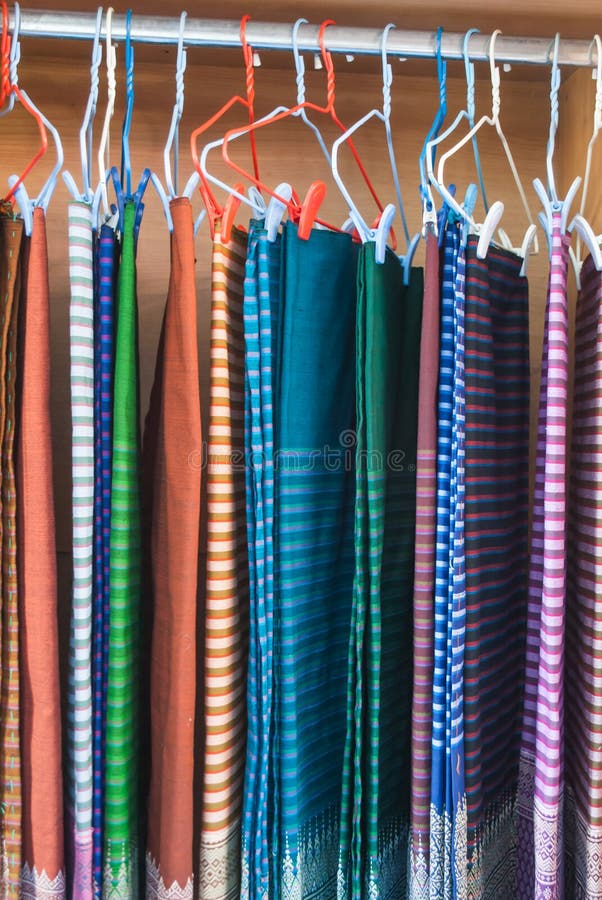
left=63, top=7, right=102, bottom=203
left=5, top=2, right=64, bottom=222
left=567, top=34, right=602, bottom=286
left=532, top=34, right=583, bottom=278
left=434, top=30, right=538, bottom=259
left=331, top=24, right=419, bottom=280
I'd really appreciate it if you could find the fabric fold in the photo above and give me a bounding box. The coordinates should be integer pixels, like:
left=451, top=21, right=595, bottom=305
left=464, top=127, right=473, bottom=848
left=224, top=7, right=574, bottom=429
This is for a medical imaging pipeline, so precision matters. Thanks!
left=144, top=196, right=200, bottom=899
left=18, top=207, right=65, bottom=899
left=198, top=222, right=249, bottom=900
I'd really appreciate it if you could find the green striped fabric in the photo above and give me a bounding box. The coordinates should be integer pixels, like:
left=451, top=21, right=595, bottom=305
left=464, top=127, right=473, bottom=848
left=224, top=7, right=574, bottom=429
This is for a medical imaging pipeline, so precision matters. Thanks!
left=340, top=244, right=422, bottom=899
left=103, top=201, right=141, bottom=898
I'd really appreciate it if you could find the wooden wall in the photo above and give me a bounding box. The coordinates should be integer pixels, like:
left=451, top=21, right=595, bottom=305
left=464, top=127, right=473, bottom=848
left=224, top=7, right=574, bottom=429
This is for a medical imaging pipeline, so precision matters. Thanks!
left=3, top=5, right=599, bottom=611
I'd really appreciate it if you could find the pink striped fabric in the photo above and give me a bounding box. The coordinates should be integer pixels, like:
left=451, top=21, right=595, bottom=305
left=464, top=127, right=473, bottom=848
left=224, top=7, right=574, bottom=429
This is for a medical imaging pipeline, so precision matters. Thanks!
left=516, top=212, right=570, bottom=900
left=409, top=230, right=440, bottom=895
left=565, top=254, right=602, bottom=899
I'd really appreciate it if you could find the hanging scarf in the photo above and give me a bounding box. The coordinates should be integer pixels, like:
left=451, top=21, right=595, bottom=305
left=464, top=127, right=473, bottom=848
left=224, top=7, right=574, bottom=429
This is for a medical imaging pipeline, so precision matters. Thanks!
left=409, top=231, right=440, bottom=900
left=92, top=221, right=118, bottom=899
left=429, top=221, right=460, bottom=900
left=67, top=201, right=95, bottom=899
left=144, top=197, right=200, bottom=899
left=516, top=214, right=569, bottom=900
left=104, top=200, right=142, bottom=897
left=339, top=243, right=422, bottom=900
left=0, top=214, right=24, bottom=899
left=199, top=222, right=249, bottom=900
left=241, top=220, right=281, bottom=900
left=18, top=207, right=65, bottom=899
left=565, top=252, right=602, bottom=899
left=274, top=222, right=357, bottom=900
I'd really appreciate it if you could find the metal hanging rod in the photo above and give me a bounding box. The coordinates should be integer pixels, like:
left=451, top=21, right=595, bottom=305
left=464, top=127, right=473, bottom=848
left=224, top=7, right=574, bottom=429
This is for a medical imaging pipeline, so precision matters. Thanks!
left=8, top=8, right=599, bottom=69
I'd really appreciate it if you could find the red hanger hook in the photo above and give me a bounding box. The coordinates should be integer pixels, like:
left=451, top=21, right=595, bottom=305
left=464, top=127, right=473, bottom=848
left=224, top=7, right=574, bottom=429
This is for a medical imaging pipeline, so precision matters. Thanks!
left=318, top=19, right=336, bottom=111
left=1, top=0, right=11, bottom=105
left=239, top=14, right=259, bottom=182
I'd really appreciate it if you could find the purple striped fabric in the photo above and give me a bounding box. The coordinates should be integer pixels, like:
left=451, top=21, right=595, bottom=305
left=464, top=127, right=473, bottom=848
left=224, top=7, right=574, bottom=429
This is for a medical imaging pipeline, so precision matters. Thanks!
left=565, top=253, right=602, bottom=899
left=409, top=230, right=440, bottom=895
left=516, top=213, right=570, bottom=900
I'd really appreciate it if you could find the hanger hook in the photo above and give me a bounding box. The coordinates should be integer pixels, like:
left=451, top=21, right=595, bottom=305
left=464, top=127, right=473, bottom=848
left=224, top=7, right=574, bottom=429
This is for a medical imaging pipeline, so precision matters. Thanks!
left=463, top=28, right=479, bottom=123
left=380, top=23, right=395, bottom=120
left=318, top=20, right=336, bottom=110
left=163, top=10, right=187, bottom=197
left=292, top=17, right=308, bottom=104
left=435, top=26, right=446, bottom=107
left=489, top=29, right=502, bottom=120
left=176, top=10, right=187, bottom=113
left=240, top=14, right=255, bottom=108
left=589, top=33, right=602, bottom=130
left=546, top=32, right=561, bottom=204
left=1, top=0, right=10, bottom=103
left=97, top=6, right=116, bottom=217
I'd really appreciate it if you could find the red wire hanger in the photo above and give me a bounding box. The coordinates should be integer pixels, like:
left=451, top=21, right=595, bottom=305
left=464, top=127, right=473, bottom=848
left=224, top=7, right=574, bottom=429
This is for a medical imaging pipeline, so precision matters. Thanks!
left=189, top=14, right=261, bottom=238
left=0, top=0, right=48, bottom=206
left=214, top=20, right=394, bottom=244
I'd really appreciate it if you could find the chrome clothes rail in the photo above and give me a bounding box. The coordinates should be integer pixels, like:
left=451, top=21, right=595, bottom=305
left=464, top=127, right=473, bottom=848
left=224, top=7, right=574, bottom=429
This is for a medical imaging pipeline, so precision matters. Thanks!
left=8, top=9, right=600, bottom=69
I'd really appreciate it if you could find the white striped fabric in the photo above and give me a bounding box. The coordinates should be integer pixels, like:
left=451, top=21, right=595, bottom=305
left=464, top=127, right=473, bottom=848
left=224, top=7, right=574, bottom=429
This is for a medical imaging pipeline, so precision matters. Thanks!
left=67, top=201, right=95, bottom=899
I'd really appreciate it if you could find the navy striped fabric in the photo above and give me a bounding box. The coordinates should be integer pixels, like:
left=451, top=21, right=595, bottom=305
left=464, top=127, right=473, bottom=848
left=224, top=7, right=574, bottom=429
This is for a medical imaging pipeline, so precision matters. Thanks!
left=92, top=223, right=117, bottom=897
left=463, top=238, right=530, bottom=897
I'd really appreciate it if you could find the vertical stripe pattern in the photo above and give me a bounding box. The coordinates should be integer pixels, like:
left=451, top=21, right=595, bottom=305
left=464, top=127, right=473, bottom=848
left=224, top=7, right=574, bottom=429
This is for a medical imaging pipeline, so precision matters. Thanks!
left=67, top=201, right=95, bottom=899
left=429, top=221, right=459, bottom=900
left=104, top=200, right=141, bottom=898
left=517, top=215, right=569, bottom=900
left=92, top=223, right=117, bottom=899
left=241, top=221, right=281, bottom=900
left=410, top=231, right=440, bottom=899
left=565, top=254, right=602, bottom=899
left=199, top=224, right=249, bottom=900
left=275, top=222, right=357, bottom=900
left=462, top=239, right=530, bottom=898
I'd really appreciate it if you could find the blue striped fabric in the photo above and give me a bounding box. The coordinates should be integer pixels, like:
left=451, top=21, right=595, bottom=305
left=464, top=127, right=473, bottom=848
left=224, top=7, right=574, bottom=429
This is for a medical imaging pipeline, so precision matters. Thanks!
left=450, top=245, right=467, bottom=898
left=242, top=220, right=281, bottom=900
left=274, top=221, right=357, bottom=899
left=92, top=222, right=117, bottom=899
left=430, top=221, right=460, bottom=899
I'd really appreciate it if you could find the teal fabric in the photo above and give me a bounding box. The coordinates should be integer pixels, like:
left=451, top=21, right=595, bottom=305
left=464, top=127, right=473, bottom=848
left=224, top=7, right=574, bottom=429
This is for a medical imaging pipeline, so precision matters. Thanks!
left=273, top=221, right=358, bottom=900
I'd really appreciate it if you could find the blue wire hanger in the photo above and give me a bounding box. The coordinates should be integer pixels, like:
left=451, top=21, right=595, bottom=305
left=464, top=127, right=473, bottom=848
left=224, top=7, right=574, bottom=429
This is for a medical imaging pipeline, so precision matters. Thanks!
left=418, top=27, right=447, bottom=234
left=426, top=29, right=489, bottom=220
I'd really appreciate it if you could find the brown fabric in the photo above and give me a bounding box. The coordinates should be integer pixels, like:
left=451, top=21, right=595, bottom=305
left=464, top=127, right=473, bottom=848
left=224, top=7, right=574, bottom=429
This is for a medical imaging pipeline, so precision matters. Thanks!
left=0, top=215, right=24, bottom=897
left=17, top=207, right=64, bottom=887
left=145, top=198, right=201, bottom=895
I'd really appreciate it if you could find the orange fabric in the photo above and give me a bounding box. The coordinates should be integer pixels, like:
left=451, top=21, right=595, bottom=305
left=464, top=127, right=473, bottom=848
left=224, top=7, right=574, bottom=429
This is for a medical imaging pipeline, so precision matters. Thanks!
left=17, top=207, right=64, bottom=885
left=145, top=197, right=201, bottom=895
left=0, top=215, right=24, bottom=896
